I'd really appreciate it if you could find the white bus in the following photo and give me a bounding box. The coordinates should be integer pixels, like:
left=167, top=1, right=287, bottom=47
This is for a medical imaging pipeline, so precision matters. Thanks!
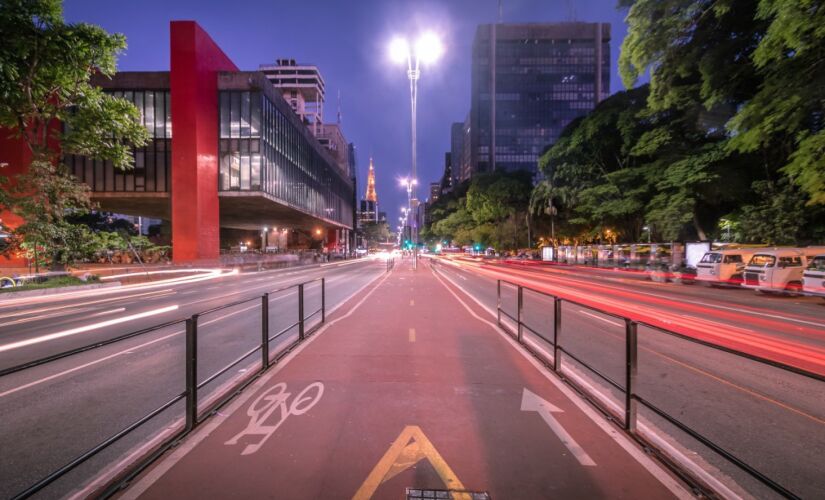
left=802, top=253, right=825, bottom=299
left=742, top=247, right=825, bottom=294
left=695, top=249, right=755, bottom=286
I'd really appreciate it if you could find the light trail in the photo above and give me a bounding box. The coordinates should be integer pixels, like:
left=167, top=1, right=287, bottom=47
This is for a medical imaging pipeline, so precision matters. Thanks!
left=0, top=269, right=237, bottom=309
left=493, top=259, right=825, bottom=327
left=442, top=258, right=825, bottom=374
left=0, top=305, right=180, bottom=354
left=436, top=261, right=825, bottom=430
left=0, top=289, right=175, bottom=321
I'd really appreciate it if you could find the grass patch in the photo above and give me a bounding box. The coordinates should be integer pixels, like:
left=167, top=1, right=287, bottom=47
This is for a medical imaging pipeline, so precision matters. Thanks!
left=0, top=275, right=100, bottom=294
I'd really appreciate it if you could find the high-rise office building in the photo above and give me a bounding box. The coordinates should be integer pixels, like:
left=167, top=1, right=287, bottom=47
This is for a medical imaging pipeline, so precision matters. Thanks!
left=259, top=59, right=325, bottom=137
left=468, top=22, right=610, bottom=177
left=450, top=122, right=464, bottom=184
left=429, top=182, right=441, bottom=203
left=440, top=152, right=453, bottom=195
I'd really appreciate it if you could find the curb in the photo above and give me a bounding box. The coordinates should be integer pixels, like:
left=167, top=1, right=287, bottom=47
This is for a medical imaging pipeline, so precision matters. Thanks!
left=0, top=281, right=122, bottom=301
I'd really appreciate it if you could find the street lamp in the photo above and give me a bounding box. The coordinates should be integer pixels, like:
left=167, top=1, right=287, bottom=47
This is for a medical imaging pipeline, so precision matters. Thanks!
left=390, top=32, right=443, bottom=267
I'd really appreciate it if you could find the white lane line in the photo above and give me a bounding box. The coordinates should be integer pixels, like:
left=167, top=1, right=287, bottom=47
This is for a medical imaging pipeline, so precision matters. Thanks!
left=409, top=328, right=416, bottom=342
left=521, top=388, right=596, bottom=466
left=0, top=305, right=179, bottom=354
left=88, top=308, right=126, bottom=318
left=578, top=310, right=623, bottom=328
left=0, top=270, right=382, bottom=400
left=0, top=331, right=181, bottom=399
left=0, top=290, right=175, bottom=321
left=0, top=303, right=259, bottom=399
left=0, top=307, right=94, bottom=329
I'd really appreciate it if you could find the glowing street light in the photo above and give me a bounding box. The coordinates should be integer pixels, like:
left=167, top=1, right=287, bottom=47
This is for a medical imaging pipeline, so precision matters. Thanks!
left=389, top=31, right=444, bottom=268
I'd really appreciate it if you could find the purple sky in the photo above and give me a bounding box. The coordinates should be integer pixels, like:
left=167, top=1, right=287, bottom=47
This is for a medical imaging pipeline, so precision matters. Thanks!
left=65, top=0, right=633, bottom=226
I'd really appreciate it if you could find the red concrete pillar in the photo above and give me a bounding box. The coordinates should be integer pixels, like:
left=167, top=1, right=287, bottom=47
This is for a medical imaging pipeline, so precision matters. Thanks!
left=326, top=228, right=338, bottom=251
left=169, top=21, right=238, bottom=263
left=0, top=132, right=30, bottom=267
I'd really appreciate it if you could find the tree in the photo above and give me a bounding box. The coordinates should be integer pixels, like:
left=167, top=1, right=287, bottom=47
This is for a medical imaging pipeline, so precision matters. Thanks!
left=535, top=87, right=658, bottom=242
left=423, top=172, right=532, bottom=251
left=726, top=0, right=825, bottom=205
left=0, top=0, right=149, bottom=267
left=361, top=221, right=392, bottom=248
left=618, top=0, right=825, bottom=244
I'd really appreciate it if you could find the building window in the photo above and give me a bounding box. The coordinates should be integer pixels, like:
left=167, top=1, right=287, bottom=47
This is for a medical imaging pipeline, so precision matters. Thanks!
left=217, top=90, right=354, bottom=227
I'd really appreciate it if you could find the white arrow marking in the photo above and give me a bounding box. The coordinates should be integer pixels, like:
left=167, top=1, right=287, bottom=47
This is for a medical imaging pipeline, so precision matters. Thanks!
left=521, top=387, right=596, bottom=466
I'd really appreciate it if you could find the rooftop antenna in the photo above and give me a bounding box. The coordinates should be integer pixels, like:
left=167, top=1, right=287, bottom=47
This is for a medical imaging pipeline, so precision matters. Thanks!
left=566, top=0, right=576, bottom=21
left=498, top=0, right=503, bottom=23
left=337, top=90, right=342, bottom=124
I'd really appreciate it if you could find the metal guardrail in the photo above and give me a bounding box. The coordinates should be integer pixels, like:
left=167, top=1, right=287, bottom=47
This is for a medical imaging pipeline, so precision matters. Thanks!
left=495, top=279, right=825, bottom=499
left=3, top=277, right=326, bottom=499
left=386, top=257, right=395, bottom=272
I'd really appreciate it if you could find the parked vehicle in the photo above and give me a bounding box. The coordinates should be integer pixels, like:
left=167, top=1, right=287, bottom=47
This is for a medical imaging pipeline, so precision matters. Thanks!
left=742, top=248, right=820, bottom=294
left=802, top=253, right=825, bottom=299
left=695, top=249, right=755, bottom=286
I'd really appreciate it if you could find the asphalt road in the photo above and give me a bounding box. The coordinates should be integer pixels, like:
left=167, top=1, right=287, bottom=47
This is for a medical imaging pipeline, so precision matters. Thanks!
left=0, top=258, right=387, bottom=499
left=431, top=256, right=825, bottom=499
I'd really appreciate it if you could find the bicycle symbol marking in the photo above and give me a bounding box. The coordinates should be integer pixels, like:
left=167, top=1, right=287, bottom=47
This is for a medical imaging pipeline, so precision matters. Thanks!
left=224, top=381, right=324, bottom=455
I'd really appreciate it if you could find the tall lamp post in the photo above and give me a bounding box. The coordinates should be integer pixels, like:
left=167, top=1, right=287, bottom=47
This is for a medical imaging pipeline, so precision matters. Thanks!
left=389, top=32, right=443, bottom=268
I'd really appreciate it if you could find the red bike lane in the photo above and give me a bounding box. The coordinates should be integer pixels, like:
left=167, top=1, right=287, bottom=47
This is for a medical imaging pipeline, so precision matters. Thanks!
left=120, top=258, right=689, bottom=499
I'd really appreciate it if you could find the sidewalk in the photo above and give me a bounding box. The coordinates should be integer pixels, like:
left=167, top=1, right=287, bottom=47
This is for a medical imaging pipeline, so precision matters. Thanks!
left=120, top=257, right=689, bottom=499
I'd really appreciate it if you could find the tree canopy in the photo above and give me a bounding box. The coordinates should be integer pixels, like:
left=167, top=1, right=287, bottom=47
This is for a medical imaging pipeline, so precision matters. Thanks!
left=0, top=0, right=149, bottom=267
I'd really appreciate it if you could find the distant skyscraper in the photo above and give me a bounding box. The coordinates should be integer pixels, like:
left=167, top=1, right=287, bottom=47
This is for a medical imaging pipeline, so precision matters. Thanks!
left=468, top=22, right=610, bottom=177
left=450, top=122, right=464, bottom=184
left=358, top=157, right=379, bottom=225
left=440, top=152, right=453, bottom=194
left=429, top=182, right=440, bottom=203
left=365, top=157, right=377, bottom=203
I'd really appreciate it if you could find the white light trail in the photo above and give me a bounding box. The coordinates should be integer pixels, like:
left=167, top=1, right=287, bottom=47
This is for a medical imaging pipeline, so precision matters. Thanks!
left=0, top=305, right=179, bottom=353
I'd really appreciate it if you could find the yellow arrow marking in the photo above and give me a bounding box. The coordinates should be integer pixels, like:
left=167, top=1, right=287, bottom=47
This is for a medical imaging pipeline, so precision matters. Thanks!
left=353, top=425, right=467, bottom=500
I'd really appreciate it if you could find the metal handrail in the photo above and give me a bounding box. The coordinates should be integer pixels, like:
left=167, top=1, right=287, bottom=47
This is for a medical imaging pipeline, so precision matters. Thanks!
left=196, top=294, right=261, bottom=317
left=269, top=320, right=301, bottom=342
left=495, top=278, right=817, bottom=499
left=12, top=391, right=187, bottom=500
left=0, top=318, right=187, bottom=378
left=196, top=344, right=263, bottom=391
left=4, top=276, right=326, bottom=499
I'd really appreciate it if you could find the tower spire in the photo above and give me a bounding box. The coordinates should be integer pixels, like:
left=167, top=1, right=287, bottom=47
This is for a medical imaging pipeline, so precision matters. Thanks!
left=365, top=157, right=377, bottom=203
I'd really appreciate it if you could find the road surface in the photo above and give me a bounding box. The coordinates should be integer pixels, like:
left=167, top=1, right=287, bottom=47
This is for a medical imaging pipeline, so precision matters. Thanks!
left=119, top=257, right=688, bottom=500
left=0, top=258, right=386, bottom=499
left=433, top=256, right=825, bottom=498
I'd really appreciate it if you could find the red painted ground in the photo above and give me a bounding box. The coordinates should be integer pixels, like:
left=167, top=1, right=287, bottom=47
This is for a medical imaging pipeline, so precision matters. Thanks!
left=122, top=258, right=685, bottom=499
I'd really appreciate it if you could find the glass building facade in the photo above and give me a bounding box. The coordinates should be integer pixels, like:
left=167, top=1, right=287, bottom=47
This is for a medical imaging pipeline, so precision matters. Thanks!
left=470, top=23, right=610, bottom=176
left=218, top=90, right=353, bottom=227
left=67, top=90, right=172, bottom=192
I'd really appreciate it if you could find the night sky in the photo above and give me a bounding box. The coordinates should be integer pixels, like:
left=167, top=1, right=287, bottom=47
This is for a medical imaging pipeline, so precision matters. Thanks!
left=64, top=0, right=634, bottom=227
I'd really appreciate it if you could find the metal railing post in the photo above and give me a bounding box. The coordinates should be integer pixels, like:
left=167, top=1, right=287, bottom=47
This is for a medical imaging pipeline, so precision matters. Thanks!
left=185, top=315, right=199, bottom=432
left=517, top=286, right=524, bottom=342
left=261, top=293, right=269, bottom=370
left=298, top=283, right=305, bottom=340
left=625, top=319, right=638, bottom=433
left=321, top=278, right=326, bottom=323
left=553, top=297, right=562, bottom=372
left=496, top=280, right=501, bottom=326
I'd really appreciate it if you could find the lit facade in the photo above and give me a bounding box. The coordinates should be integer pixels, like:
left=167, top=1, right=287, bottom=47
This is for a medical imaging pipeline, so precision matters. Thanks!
left=14, top=21, right=355, bottom=263
left=469, top=22, right=610, bottom=177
